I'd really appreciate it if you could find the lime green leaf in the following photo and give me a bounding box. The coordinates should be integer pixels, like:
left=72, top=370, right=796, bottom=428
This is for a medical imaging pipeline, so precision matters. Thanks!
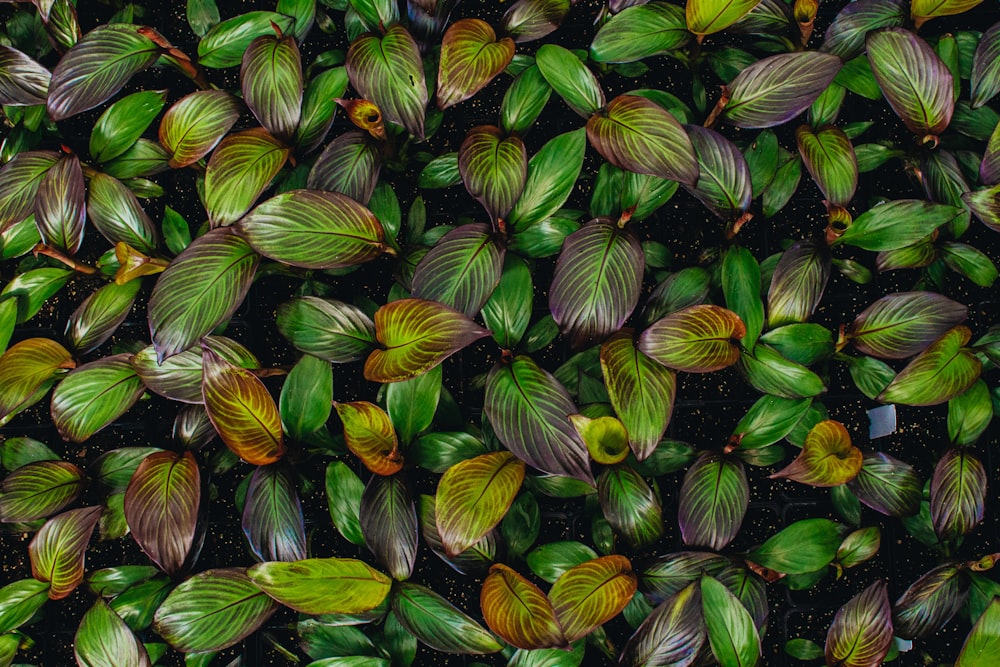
left=747, top=518, right=844, bottom=575
left=639, top=304, right=746, bottom=373
left=737, top=344, right=827, bottom=398
left=722, top=246, right=764, bottom=347
left=701, top=574, right=761, bottom=667
left=296, top=67, right=350, bottom=154
left=50, top=353, right=145, bottom=442
left=847, top=291, right=967, bottom=359
left=549, top=555, right=637, bottom=643
left=835, top=526, right=881, bottom=569
left=878, top=326, right=981, bottom=406
left=393, top=582, right=502, bottom=654
left=687, top=0, right=762, bottom=36
left=481, top=563, right=565, bottom=650
left=500, top=64, right=552, bottom=134
left=509, top=128, right=587, bottom=231
left=325, top=461, right=366, bottom=546
left=66, top=280, right=141, bottom=354
left=824, top=581, right=893, bottom=667
left=0, top=338, right=73, bottom=425
left=30, top=506, right=102, bottom=599
left=203, top=128, right=291, bottom=226
left=948, top=379, right=993, bottom=446
left=158, top=90, right=242, bottom=168
left=957, top=597, right=1000, bottom=666
left=732, top=395, right=812, bottom=449
left=535, top=44, right=604, bottom=118
left=248, top=558, right=392, bottom=615
left=771, top=420, right=863, bottom=487
left=75, top=598, right=151, bottom=667
left=0, top=150, right=59, bottom=230
left=437, top=18, right=514, bottom=110
left=0, top=460, right=84, bottom=522
left=347, top=25, right=427, bottom=138
left=481, top=255, right=533, bottom=348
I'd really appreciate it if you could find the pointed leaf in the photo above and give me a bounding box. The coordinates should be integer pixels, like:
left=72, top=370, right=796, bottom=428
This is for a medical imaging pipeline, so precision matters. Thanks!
left=500, top=64, right=552, bottom=134
left=132, top=336, right=258, bottom=404
left=770, top=420, right=862, bottom=487
left=956, top=597, right=1000, bottom=666
left=796, top=125, right=857, bottom=206
left=590, top=2, right=690, bottom=63
left=247, top=558, right=391, bottom=614
left=678, top=453, right=748, bottom=551
left=732, top=395, right=812, bottom=450
left=437, top=451, right=525, bottom=557
left=67, top=279, right=141, bottom=355
left=458, top=126, right=527, bottom=223
left=0, top=150, right=59, bottom=231
left=152, top=568, right=278, bottom=652
left=34, top=154, right=85, bottom=255
left=535, top=44, right=604, bottom=118
left=201, top=340, right=284, bottom=465
left=393, top=582, right=502, bottom=654
left=971, top=22, right=1000, bottom=109
left=148, top=227, right=259, bottom=361
left=89, top=89, right=166, bottom=164
left=930, top=448, right=986, bottom=542
left=87, top=172, right=158, bottom=252
left=600, top=330, right=676, bottom=461
left=481, top=563, right=564, bottom=650
left=948, top=379, right=993, bottom=446
left=296, top=66, right=350, bottom=154
left=46, top=24, right=159, bottom=121
left=0, top=579, right=50, bottom=635
left=549, top=220, right=644, bottom=349
left=964, top=183, right=1000, bottom=232
left=279, top=353, right=332, bottom=441
left=0, top=460, right=84, bottom=523
left=867, top=28, right=953, bottom=137
left=437, top=18, right=514, bottom=110
left=722, top=246, right=763, bottom=348
left=639, top=304, right=746, bottom=373
left=894, top=564, right=968, bottom=639
left=196, top=11, right=293, bottom=68
left=29, top=506, right=102, bottom=599
left=158, top=90, right=242, bottom=168
left=75, top=599, right=151, bottom=667
left=598, top=465, right=663, bottom=548
left=242, top=465, right=306, bottom=562
left=124, top=451, right=200, bottom=575
left=549, top=555, right=637, bottom=643
left=276, top=297, right=375, bottom=363
left=747, top=518, right=844, bottom=575
left=347, top=26, right=427, bottom=139
left=738, top=344, right=826, bottom=398
left=484, top=355, right=593, bottom=484
left=361, top=475, right=418, bottom=580
left=878, top=326, right=981, bottom=405
left=411, top=223, right=504, bottom=317
left=847, top=291, right=968, bottom=359
left=307, top=131, right=382, bottom=204
left=722, top=52, right=842, bottom=128
left=501, top=0, right=571, bottom=43
left=364, top=298, right=491, bottom=383
left=701, top=574, right=760, bottom=667
left=334, top=401, right=403, bottom=475
left=684, top=125, right=752, bottom=221
left=687, top=0, right=762, bottom=35
left=509, top=129, right=585, bottom=231
left=620, top=582, right=705, bottom=667
left=0, top=45, right=50, bottom=106
left=910, top=0, right=983, bottom=26
left=50, top=353, right=145, bottom=442
left=0, top=338, right=73, bottom=424
left=820, top=0, right=907, bottom=61
left=241, top=34, right=302, bottom=142
left=835, top=200, right=960, bottom=251
left=204, top=128, right=290, bottom=226
left=587, top=94, right=698, bottom=185
left=825, top=581, right=893, bottom=667
left=848, top=452, right=921, bottom=517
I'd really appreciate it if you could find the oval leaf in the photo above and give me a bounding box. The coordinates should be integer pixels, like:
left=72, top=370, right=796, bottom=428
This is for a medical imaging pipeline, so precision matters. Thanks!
left=796, top=125, right=857, bottom=206
left=746, top=518, right=844, bottom=575
left=29, top=506, right=102, bottom=599
left=591, top=3, right=691, bottom=63
left=825, top=580, right=893, bottom=667
left=481, top=563, right=565, bottom=650
left=159, top=90, right=242, bottom=168
left=877, top=326, right=981, bottom=406
left=535, top=44, right=604, bottom=117
left=0, top=338, right=73, bottom=424
left=247, top=558, right=391, bottom=615
left=203, top=128, right=290, bottom=227
left=241, top=34, right=302, bottom=142
left=701, top=574, right=761, bottom=667
left=242, top=465, right=306, bottom=562
left=437, top=18, right=514, bottom=110
left=75, top=599, right=151, bottom=667
left=687, top=0, right=762, bottom=35
left=50, top=353, right=145, bottom=442
left=956, top=597, right=1000, bottom=666
left=930, top=448, right=986, bottom=542
left=459, top=126, right=527, bottom=223
left=87, top=172, right=158, bottom=252
left=307, top=130, right=382, bottom=204
left=0, top=45, right=50, bottom=106
left=34, top=154, right=85, bottom=255
left=360, top=474, right=418, bottom=580
left=620, top=582, right=706, bottom=667
left=549, top=555, right=637, bottom=643
left=722, top=52, right=842, bottom=128
left=393, top=582, right=502, bottom=654
left=847, top=291, right=968, bottom=359
left=411, top=223, right=504, bottom=317
left=131, top=336, right=258, bottom=404
left=0, top=460, right=85, bottom=523
left=848, top=452, right=922, bottom=517
left=971, top=22, right=1000, bottom=109
left=598, top=465, right=664, bottom=548
left=334, top=401, right=403, bottom=476
left=639, top=304, right=746, bottom=373
left=678, top=453, right=748, bottom=551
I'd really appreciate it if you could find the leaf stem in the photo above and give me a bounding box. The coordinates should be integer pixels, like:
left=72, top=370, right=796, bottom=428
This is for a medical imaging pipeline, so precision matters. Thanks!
left=32, top=244, right=97, bottom=274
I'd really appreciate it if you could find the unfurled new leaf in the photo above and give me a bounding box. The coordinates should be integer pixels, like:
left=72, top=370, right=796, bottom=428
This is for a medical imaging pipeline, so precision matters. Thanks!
left=771, top=420, right=862, bottom=487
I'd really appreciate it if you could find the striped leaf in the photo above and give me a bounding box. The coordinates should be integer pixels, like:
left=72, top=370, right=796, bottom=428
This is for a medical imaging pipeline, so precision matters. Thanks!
left=535, top=43, right=604, bottom=117
left=501, top=0, right=571, bottom=43
left=771, top=420, right=862, bottom=487
left=971, top=22, right=1000, bottom=109
left=34, top=154, right=85, bottom=255
left=930, top=448, right=986, bottom=542
left=247, top=558, right=391, bottom=614
left=147, top=227, right=259, bottom=361
left=459, top=126, right=527, bottom=223
left=587, top=95, right=699, bottom=185
left=894, top=564, right=967, bottom=639
left=549, top=555, right=637, bottom=642
left=847, top=291, right=967, bottom=359
left=684, top=125, right=753, bottom=221
left=242, top=465, right=306, bottom=562
left=867, top=28, right=953, bottom=137
left=86, top=172, right=158, bottom=252
left=67, top=280, right=142, bottom=355
left=766, top=239, right=831, bottom=328
left=820, top=0, right=907, bottom=60
left=590, top=2, right=690, bottom=63
left=124, top=451, right=200, bottom=575
left=75, top=599, right=151, bottom=667
left=411, top=223, right=505, bottom=317
left=204, top=128, right=290, bottom=226
left=701, top=574, right=761, bottom=667
left=197, top=11, right=294, bottom=68
left=276, top=297, right=376, bottom=363
left=848, top=452, right=921, bottom=517
left=393, top=582, right=503, bottom=654
left=46, top=24, right=159, bottom=121
left=600, top=331, right=676, bottom=461
left=436, top=451, right=525, bottom=557
left=334, top=401, right=403, bottom=476
left=240, top=189, right=387, bottom=269
left=159, top=90, right=242, bottom=168
left=965, top=183, right=1000, bottom=232
left=678, top=453, right=748, bottom=550
left=878, top=326, right=981, bottom=406
left=598, top=465, right=663, bottom=548
left=307, top=131, right=381, bottom=204
left=347, top=25, right=427, bottom=139
left=686, top=0, right=762, bottom=36
left=639, top=304, right=746, bottom=373
left=29, top=506, right=102, bottom=599
left=738, top=344, right=826, bottom=399
left=360, top=475, right=418, bottom=580
left=50, top=354, right=145, bottom=442
left=911, top=0, right=983, bottom=27
left=437, top=18, right=514, bottom=110
left=796, top=125, right=857, bottom=206
left=0, top=150, right=59, bottom=230
left=484, top=356, right=593, bottom=484
left=722, top=52, right=842, bottom=128
left=364, top=298, right=491, bottom=383
left=549, top=219, right=644, bottom=349
left=153, top=568, right=278, bottom=652
left=825, top=581, right=893, bottom=667
left=201, top=340, right=284, bottom=466
left=0, top=45, right=50, bottom=106
left=241, top=34, right=302, bottom=142
left=620, top=582, right=706, bottom=667
left=0, top=338, right=73, bottom=425
left=131, top=336, right=258, bottom=404
left=481, top=564, right=565, bottom=650
left=0, top=460, right=84, bottom=522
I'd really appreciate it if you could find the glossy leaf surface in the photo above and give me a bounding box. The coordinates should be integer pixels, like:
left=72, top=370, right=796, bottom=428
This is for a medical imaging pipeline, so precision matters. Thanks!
left=307, top=131, right=382, bottom=204
left=747, top=518, right=843, bottom=575
left=75, top=598, right=151, bottom=667
left=34, top=154, right=85, bottom=255
left=132, top=336, right=257, bottom=404
left=535, top=44, right=604, bottom=117
left=678, top=453, right=747, bottom=551
left=411, top=223, right=504, bottom=317
left=437, top=19, right=514, bottom=109
left=197, top=12, right=294, bottom=68
left=771, top=420, right=862, bottom=487
left=957, top=597, right=1000, bottom=666
left=848, top=452, right=921, bottom=517
left=549, top=556, right=637, bottom=642
left=459, top=126, right=527, bottom=223
left=971, top=22, right=1000, bottom=109
left=247, top=558, right=391, bottom=614
left=877, top=326, right=981, bottom=405
left=335, top=401, right=403, bottom=475
left=394, top=582, right=502, bottom=654
left=835, top=200, right=960, bottom=251
left=0, top=45, right=50, bottom=106
left=481, top=563, right=565, bottom=650
left=276, top=297, right=376, bottom=363
left=930, top=448, right=986, bottom=542
left=86, top=172, right=158, bottom=252
left=0, top=338, right=73, bottom=424
left=825, top=581, right=893, bottom=667
left=639, top=305, right=746, bottom=373
left=347, top=26, right=427, bottom=138
left=590, top=2, right=690, bottom=63
left=701, top=574, right=761, bottom=667
left=508, top=128, right=586, bottom=231
left=847, top=292, right=968, bottom=359
left=29, top=506, right=101, bottom=599
left=620, top=582, right=705, bottom=667
left=159, top=90, right=242, bottom=168
left=894, top=564, right=968, bottom=639
left=242, top=465, right=306, bottom=563
left=203, top=129, right=290, bottom=226
left=598, top=465, right=663, bottom=548
left=722, top=52, right=842, bottom=128
left=0, top=460, right=84, bottom=522
left=241, top=34, right=302, bottom=142
left=797, top=125, right=857, bottom=206
left=361, top=474, right=418, bottom=580
left=50, top=353, right=144, bottom=442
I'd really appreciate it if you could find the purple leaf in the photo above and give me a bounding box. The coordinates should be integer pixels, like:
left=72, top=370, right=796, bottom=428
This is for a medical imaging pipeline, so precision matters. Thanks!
left=721, top=52, right=842, bottom=128
left=0, top=45, right=50, bottom=106
left=33, top=154, right=85, bottom=255
left=242, top=465, right=307, bottom=563
left=307, top=131, right=382, bottom=205
left=411, top=223, right=505, bottom=317
left=347, top=25, right=427, bottom=139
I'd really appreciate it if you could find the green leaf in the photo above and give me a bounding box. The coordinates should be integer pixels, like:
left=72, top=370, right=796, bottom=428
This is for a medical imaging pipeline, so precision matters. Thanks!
left=334, top=401, right=403, bottom=475
left=930, top=448, right=986, bottom=541
left=308, top=131, right=381, bottom=205
left=639, top=304, right=746, bottom=373
left=197, top=12, right=294, bottom=68
left=203, top=128, right=291, bottom=226
left=485, top=356, right=592, bottom=484
left=481, top=564, right=565, bottom=650
left=835, top=526, right=881, bottom=569
left=509, top=128, right=586, bottom=231
left=598, top=465, right=663, bottom=548
left=91, top=447, right=160, bottom=494
left=325, top=461, right=366, bottom=546
left=839, top=200, right=961, bottom=251
left=241, top=34, right=303, bottom=142
left=591, top=2, right=690, bottom=63
left=824, top=581, right=893, bottom=667
left=296, top=67, right=350, bottom=155
left=458, top=126, right=527, bottom=223
left=500, top=64, right=552, bottom=135
left=410, top=431, right=488, bottom=473
left=948, top=379, right=993, bottom=445
left=796, top=124, right=857, bottom=206
left=732, top=395, right=812, bottom=449
left=75, top=599, right=151, bottom=667
left=957, top=597, right=1000, bottom=666
left=587, top=94, right=698, bottom=185
left=364, top=298, right=490, bottom=383
left=619, top=582, right=706, bottom=667
left=276, top=297, right=376, bottom=364
left=878, top=326, right=981, bottom=406
left=686, top=0, right=762, bottom=35
left=411, top=223, right=504, bottom=317
left=971, top=22, right=1000, bottom=109
left=846, top=291, right=967, bottom=359
left=721, top=52, right=842, bottom=128
left=90, top=89, right=166, bottom=164
left=481, top=255, right=533, bottom=348
left=147, top=227, right=259, bottom=361
left=701, top=574, right=760, bottom=667
left=0, top=338, right=73, bottom=425
left=535, top=44, right=604, bottom=117
left=153, top=568, right=278, bottom=652
left=50, top=353, right=145, bottom=442
left=418, top=152, right=461, bottom=189
left=248, top=558, right=392, bottom=615
left=46, top=24, right=159, bottom=121
left=29, top=506, right=102, bottom=599
left=346, top=25, right=427, bottom=139
left=279, top=354, right=333, bottom=441
left=0, top=460, right=84, bottom=522
left=940, top=242, right=998, bottom=287
left=678, top=453, right=747, bottom=551
left=386, top=365, right=441, bottom=445
left=158, top=90, right=243, bottom=168
left=132, top=336, right=257, bottom=404
left=2, top=269, right=71, bottom=327
left=770, top=420, right=863, bottom=487
left=867, top=28, right=953, bottom=137
left=549, top=555, right=637, bottom=643
left=393, top=582, right=502, bottom=654
left=66, top=279, right=142, bottom=354
left=360, top=474, right=418, bottom=579
left=722, top=246, right=763, bottom=347
left=739, top=343, right=826, bottom=399
left=747, top=518, right=844, bottom=575
left=600, top=331, right=676, bottom=461
left=436, top=18, right=514, bottom=109
left=0, top=579, right=50, bottom=634
left=762, top=148, right=801, bottom=217
left=685, top=125, right=752, bottom=221
left=0, top=150, right=59, bottom=230
left=911, top=0, right=984, bottom=27
left=758, top=323, right=833, bottom=366
left=32, top=155, right=84, bottom=253
left=87, top=172, right=158, bottom=252
left=528, top=542, right=598, bottom=584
